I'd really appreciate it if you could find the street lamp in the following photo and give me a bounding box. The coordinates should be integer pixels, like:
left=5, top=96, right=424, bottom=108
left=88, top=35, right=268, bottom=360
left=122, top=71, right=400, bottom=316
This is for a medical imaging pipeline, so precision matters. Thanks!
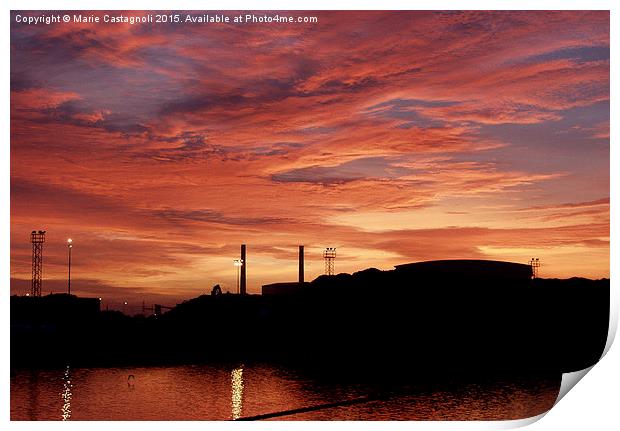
left=67, top=238, right=73, bottom=295
left=233, top=259, right=244, bottom=294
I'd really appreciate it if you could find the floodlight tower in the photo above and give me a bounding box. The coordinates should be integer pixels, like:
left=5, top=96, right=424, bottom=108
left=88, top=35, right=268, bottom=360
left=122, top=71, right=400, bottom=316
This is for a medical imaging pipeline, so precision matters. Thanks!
left=30, top=230, right=46, bottom=297
left=529, top=258, right=541, bottom=279
left=323, top=247, right=336, bottom=276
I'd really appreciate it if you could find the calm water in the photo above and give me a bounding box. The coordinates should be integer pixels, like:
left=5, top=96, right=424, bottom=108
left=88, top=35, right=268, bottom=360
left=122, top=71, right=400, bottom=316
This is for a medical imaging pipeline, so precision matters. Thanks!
left=11, top=364, right=561, bottom=421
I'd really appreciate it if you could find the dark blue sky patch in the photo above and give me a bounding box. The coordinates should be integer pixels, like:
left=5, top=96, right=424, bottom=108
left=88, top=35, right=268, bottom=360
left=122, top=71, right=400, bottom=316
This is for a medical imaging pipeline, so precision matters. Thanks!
left=363, top=98, right=458, bottom=128
left=519, top=45, right=609, bottom=65
left=272, top=156, right=416, bottom=184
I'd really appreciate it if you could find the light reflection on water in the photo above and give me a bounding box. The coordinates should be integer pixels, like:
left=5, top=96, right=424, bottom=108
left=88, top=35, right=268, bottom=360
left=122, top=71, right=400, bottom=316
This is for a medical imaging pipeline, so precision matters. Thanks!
left=10, top=364, right=561, bottom=421
left=230, top=367, right=244, bottom=420
left=60, top=366, right=72, bottom=421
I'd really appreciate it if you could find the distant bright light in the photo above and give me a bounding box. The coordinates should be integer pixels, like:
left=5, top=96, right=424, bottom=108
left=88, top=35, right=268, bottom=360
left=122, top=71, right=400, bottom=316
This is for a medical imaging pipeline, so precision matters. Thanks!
left=233, top=259, right=244, bottom=267
left=124, top=301, right=128, bottom=305
left=67, top=238, right=72, bottom=243
left=25, top=293, right=30, bottom=297
left=98, top=297, right=102, bottom=301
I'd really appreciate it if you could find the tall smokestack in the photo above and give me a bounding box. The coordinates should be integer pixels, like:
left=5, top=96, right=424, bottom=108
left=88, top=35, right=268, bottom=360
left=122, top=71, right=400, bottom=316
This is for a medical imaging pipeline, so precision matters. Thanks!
left=240, top=244, right=247, bottom=295
left=299, top=245, right=304, bottom=283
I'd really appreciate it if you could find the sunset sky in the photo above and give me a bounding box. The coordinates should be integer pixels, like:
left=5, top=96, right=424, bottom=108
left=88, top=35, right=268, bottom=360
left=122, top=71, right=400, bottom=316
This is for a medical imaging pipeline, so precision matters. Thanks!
left=10, top=11, right=609, bottom=308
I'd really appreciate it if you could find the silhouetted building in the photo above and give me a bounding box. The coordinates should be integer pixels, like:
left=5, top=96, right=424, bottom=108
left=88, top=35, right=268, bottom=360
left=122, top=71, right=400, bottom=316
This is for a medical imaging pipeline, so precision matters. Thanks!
left=394, top=259, right=533, bottom=282
left=262, top=282, right=309, bottom=296
left=263, top=259, right=533, bottom=295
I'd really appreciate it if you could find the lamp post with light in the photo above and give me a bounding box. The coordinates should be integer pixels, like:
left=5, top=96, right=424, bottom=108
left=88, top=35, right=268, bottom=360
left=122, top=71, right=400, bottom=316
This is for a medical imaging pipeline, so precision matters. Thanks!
left=67, top=238, right=73, bottom=295
left=233, top=259, right=244, bottom=294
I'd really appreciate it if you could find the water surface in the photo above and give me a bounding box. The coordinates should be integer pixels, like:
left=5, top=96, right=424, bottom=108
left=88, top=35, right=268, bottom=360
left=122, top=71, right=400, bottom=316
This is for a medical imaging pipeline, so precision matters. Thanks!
left=11, top=364, right=561, bottom=420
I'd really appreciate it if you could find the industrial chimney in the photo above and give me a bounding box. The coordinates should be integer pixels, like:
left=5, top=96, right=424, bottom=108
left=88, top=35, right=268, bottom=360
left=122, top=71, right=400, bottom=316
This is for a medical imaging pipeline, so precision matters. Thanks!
left=299, top=245, right=304, bottom=283
left=240, top=244, right=247, bottom=295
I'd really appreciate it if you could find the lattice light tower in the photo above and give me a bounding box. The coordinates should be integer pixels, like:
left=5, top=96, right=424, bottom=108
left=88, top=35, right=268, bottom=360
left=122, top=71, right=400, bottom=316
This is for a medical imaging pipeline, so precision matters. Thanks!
left=323, top=247, right=336, bottom=276
left=529, top=257, right=541, bottom=279
left=31, top=230, right=46, bottom=297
